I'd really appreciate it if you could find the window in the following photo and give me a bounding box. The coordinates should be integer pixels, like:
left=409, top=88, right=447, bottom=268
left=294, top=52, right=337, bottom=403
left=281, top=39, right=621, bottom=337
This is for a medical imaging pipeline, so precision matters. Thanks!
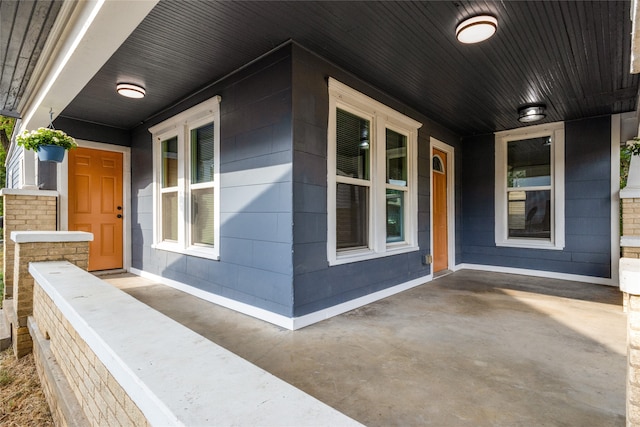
left=328, top=78, right=422, bottom=265
left=433, top=155, right=444, bottom=173
left=149, top=96, right=221, bottom=259
left=495, top=122, right=564, bottom=249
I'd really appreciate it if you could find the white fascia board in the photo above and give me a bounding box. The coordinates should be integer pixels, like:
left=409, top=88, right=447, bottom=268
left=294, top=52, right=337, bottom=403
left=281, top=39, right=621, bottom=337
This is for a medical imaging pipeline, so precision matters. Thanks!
left=18, top=0, right=158, bottom=133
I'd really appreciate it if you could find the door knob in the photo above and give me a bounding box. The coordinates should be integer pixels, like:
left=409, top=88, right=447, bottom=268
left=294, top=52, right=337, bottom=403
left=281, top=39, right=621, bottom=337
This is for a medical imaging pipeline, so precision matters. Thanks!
left=117, top=206, right=122, bottom=210
left=117, top=214, right=122, bottom=218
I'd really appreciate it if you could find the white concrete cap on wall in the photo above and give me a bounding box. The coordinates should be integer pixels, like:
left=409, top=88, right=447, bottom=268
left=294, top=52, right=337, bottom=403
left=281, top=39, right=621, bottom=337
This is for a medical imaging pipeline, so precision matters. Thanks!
left=620, top=257, right=640, bottom=294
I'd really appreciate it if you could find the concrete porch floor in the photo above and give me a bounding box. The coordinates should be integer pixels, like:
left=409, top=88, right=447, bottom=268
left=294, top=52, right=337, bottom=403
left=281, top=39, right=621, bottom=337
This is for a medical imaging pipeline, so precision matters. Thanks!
left=102, top=270, right=626, bottom=426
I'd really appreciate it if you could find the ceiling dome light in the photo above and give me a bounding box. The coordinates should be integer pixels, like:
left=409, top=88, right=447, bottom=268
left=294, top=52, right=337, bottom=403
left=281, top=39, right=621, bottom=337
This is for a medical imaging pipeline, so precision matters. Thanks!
left=518, top=105, right=546, bottom=123
left=456, top=15, right=498, bottom=44
left=117, top=83, right=145, bottom=98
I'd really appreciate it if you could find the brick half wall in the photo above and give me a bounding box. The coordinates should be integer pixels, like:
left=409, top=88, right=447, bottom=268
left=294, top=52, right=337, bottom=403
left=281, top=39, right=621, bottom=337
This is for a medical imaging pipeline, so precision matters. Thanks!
left=9, top=231, right=92, bottom=358
left=28, top=261, right=361, bottom=426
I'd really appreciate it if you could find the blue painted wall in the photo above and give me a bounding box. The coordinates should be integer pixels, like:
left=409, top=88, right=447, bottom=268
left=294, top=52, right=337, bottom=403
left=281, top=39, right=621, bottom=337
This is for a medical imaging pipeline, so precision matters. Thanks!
left=460, top=115, right=612, bottom=278
left=291, top=44, right=461, bottom=316
left=130, top=45, right=295, bottom=316
left=53, top=116, right=131, bottom=147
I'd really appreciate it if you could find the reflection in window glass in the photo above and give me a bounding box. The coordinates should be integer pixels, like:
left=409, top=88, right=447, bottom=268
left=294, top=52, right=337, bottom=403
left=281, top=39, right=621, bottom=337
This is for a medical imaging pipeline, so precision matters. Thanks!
left=336, top=183, right=368, bottom=250
left=336, top=109, right=370, bottom=180
left=386, top=129, right=407, bottom=186
left=508, top=190, right=551, bottom=239
left=433, top=155, right=444, bottom=173
left=191, top=123, right=214, bottom=183
left=191, top=188, right=214, bottom=246
left=162, top=137, right=178, bottom=188
left=162, top=192, right=178, bottom=241
left=386, top=189, right=404, bottom=242
left=507, top=137, right=550, bottom=188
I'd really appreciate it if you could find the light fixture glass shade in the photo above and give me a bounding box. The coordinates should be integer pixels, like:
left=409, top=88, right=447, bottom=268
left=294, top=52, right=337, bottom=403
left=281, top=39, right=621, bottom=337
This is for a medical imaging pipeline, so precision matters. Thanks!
left=456, top=15, right=498, bottom=44
left=518, top=105, right=546, bottom=123
left=117, top=83, right=145, bottom=98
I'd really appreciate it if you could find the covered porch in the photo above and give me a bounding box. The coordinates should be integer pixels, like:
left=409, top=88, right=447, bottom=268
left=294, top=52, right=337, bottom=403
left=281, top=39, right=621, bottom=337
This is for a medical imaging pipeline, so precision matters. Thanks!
left=102, top=269, right=625, bottom=426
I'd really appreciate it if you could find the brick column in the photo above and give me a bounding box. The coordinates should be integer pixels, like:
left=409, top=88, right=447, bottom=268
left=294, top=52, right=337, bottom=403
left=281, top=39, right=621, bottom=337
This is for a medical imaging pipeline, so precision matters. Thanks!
left=620, top=153, right=640, bottom=425
left=621, top=260, right=640, bottom=425
left=9, top=231, right=93, bottom=358
left=1, top=189, right=58, bottom=300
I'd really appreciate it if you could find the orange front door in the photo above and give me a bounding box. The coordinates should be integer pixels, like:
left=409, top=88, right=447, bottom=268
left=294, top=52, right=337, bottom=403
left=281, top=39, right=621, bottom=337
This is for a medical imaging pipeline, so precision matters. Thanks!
left=68, top=147, right=123, bottom=271
left=432, top=148, right=448, bottom=273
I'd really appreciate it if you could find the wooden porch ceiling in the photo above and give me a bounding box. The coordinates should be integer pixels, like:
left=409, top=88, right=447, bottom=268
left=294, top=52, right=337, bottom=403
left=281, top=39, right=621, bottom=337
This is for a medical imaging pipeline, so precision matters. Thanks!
left=2, top=1, right=639, bottom=137
left=0, top=0, right=62, bottom=118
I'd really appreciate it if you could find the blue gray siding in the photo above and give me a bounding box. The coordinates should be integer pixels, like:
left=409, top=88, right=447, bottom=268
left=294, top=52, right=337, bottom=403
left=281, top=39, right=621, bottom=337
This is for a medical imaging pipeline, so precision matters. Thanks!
left=131, top=45, right=294, bottom=316
left=291, top=44, right=461, bottom=316
left=460, top=116, right=612, bottom=278
left=53, top=117, right=131, bottom=147
left=6, top=146, right=21, bottom=188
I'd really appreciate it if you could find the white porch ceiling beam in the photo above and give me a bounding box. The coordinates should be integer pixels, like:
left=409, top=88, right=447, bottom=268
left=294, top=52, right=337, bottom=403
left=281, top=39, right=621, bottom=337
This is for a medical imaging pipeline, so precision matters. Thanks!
left=17, top=0, right=158, bottom=132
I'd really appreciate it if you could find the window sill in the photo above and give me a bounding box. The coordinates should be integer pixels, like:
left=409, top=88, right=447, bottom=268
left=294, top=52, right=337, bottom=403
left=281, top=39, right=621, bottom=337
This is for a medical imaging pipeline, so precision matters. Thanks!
left=495, top=239, right=564, bottom=251
left=329, top=244, right=419, bottom=266
left=152, top=243, right=220, bottom=260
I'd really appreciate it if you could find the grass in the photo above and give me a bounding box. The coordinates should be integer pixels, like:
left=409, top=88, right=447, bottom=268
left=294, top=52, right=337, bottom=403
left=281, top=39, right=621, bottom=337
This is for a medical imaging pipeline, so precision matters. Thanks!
left=0, top=348, right=53, bottom=426
left=0, top=365, right=12, bottom=386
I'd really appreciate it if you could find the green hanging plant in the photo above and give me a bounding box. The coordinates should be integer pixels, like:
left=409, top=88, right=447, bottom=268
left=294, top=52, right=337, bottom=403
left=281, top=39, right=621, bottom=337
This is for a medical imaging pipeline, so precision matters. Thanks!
left=16, top=127, right=77, bottom=151
left=625, top=137, right=640, bottom=156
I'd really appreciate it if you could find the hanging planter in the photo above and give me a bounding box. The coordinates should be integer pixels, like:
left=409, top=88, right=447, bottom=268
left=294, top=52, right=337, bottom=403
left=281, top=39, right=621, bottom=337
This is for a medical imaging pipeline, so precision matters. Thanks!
left=16, top=127, right=77, bottom=163
left=36, top=144, right=66, bottom=162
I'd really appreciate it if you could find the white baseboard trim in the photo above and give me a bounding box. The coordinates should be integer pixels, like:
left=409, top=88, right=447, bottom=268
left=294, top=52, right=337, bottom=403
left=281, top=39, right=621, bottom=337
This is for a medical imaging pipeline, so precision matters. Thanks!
left=291, top=274, right=433, bottom=330
left=453, top=263, right=617, bottom=287
left=131, top=263, right=615, bottom=331
left=130, top=268, right=433, bottom=330
left=129, top=268, right=296, bottom=330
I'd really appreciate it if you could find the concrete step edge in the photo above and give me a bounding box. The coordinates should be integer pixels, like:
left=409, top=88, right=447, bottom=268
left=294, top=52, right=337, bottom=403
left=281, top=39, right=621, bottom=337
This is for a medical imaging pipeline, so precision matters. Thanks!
left=0, top=308, right=11, bottom=351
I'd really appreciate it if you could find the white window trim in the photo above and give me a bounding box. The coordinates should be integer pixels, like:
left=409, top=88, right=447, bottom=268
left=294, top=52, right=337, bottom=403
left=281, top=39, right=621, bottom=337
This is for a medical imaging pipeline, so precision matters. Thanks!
left=327, top=78, right=422, bottom=266
left=149, top=96, right=221, bottom=260
left=494, top=121, right=565, bottom=250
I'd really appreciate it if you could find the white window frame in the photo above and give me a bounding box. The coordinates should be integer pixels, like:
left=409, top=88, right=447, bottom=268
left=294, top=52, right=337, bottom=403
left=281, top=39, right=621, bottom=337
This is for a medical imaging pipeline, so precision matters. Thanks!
left=149, top=96, right=221, bottom=260
left=327, top=78, right=422, bottom=265
left=494, top=121, right=565, bottom=250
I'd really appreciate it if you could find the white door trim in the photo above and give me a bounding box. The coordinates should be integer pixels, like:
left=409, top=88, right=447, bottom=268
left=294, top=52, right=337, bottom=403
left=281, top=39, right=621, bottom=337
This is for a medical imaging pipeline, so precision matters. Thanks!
left=611, top=114, right=621, bottom=286
left=58, top=140, right=131, bottom=271
left=430, top=138, right=455, bottom=271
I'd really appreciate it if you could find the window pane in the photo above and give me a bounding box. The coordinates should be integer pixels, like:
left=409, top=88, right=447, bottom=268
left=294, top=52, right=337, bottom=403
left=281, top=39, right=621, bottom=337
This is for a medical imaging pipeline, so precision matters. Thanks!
left=162, top=191, right=178, bottom=241
left=336, top=183, right=368, bottom=250
left=336, top=108, right=370, bottom=180
left=386, top=129, right=407, bottom=186
left=191, top=123, right=214, bottom=183
left=191, top=187, right=214, bottom=246
left=507, top=137, right=551, bottom=187
left=162, top=137, right=178, bottom=188
left=433, top=155, right=444, bottom=173
left=386, top=189, right=404, bottom=242
left=508, top=190, right=551, bottom=239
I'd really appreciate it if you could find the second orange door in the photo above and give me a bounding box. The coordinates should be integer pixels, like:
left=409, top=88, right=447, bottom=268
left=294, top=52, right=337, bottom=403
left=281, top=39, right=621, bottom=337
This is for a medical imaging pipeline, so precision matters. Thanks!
left=432, top=148, right=448, bottom=273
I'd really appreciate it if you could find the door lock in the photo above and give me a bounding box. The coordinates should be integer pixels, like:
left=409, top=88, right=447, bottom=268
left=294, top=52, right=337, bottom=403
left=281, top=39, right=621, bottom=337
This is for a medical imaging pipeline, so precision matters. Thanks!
left=117, top=214, right=122, bottom=218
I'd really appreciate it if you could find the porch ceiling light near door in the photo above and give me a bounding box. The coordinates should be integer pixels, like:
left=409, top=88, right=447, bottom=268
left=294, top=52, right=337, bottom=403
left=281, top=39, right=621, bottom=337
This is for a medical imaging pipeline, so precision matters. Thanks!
left=456, top=15, right=497, bottom=44
left=117, top=83, right=145, bottom=98
left=518, top=105, right=546, bottom=123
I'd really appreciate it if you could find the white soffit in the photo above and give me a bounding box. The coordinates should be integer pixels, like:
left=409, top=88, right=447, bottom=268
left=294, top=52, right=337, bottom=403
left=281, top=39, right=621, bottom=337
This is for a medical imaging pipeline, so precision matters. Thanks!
left=18, top=0, right=158, bottom=131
